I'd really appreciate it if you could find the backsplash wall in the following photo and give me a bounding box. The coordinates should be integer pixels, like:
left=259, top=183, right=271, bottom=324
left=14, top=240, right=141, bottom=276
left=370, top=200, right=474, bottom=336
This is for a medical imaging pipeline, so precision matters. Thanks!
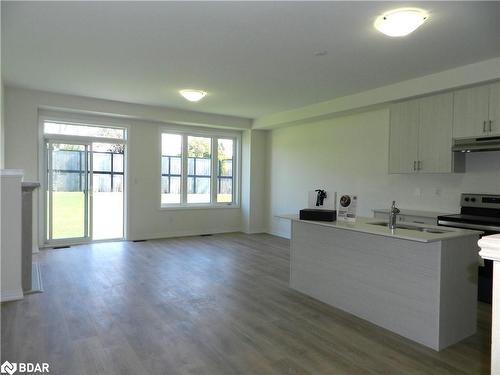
left=268, top=108, right=500, bottom=238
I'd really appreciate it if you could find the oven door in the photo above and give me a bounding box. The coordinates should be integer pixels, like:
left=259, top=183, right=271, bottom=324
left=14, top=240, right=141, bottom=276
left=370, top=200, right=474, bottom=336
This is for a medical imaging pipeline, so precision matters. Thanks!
left=438, top=220, right=495, bottom=304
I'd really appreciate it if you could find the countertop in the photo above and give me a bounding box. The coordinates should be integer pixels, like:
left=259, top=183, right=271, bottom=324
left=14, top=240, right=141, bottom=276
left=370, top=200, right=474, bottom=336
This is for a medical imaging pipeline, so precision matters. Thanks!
left=278, top=214, right=482, bottom=243
left=372, top=208, right=455, bottom=218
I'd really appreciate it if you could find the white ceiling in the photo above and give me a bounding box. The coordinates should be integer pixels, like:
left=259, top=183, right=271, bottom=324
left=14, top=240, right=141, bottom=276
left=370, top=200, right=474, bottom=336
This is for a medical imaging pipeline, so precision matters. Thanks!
left=2, top=1, right=500, bottom=119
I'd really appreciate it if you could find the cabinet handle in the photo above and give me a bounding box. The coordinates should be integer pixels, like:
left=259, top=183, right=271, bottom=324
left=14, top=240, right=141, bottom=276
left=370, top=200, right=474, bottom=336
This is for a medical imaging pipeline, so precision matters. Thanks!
left=413, top=161, right=416, bottom=171
left=490, top=120, right=493, bottom=132
left=418, top=160, right=422, bottom=170
left=483, top=120, right=487, bottom=132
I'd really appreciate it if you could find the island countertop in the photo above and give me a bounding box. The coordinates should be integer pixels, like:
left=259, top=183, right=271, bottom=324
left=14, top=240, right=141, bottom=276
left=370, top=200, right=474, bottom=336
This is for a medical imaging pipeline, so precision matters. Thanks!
left=277, top=214, right=482, bottom=243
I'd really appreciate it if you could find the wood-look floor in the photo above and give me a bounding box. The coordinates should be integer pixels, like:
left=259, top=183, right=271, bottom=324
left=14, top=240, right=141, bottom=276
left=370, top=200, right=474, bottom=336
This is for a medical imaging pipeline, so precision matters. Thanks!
left=1, top=233, right=491, bottom=374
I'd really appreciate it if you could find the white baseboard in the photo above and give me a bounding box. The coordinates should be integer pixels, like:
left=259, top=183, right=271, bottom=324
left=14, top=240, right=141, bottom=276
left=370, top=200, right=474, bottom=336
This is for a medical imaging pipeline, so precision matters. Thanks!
left=1, top=289, right=24, bottom=302
left=243, top=227, right=268, bottom=234
left=130, top=227, right=242, bottom=241
left=269, top=230, right=291, bottom=239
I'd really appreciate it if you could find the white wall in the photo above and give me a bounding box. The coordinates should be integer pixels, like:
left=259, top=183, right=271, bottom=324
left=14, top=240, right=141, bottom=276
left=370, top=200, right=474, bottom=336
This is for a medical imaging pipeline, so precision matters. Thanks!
left=241, top=129, right=269, bottom=233
left=4, top=87, right=255, bottom=244
left=269, top=108, right=500, bottom=238
left=254, top=57, right=500, bottom=129
left=0, top=171, right=23, bottom=301
left=1, top=82, right=4, bottom=169
left=0, top=3, right=3, bottom=169
left=127, top=122, right=241, bottom=240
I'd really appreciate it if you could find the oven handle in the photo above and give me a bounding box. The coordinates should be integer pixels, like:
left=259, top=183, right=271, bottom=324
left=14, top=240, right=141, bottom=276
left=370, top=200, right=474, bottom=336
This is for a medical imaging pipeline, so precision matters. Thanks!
left=438, top=220, right=500, bottom=232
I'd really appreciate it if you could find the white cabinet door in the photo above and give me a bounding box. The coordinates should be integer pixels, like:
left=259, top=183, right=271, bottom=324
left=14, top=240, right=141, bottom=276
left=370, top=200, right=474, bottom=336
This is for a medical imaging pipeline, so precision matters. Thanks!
left=489, top=81, right=500, bottom=136
left=389, top=100, right=419, bottom=174
left=418, top=93, right=453, bottom=173
left=453, top=85, right=489, bottom=138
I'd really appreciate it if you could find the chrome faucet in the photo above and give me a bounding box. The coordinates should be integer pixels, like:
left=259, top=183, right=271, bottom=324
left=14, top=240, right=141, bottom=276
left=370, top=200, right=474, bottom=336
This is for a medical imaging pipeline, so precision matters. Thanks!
left=389, top=201, right=400, bottom=230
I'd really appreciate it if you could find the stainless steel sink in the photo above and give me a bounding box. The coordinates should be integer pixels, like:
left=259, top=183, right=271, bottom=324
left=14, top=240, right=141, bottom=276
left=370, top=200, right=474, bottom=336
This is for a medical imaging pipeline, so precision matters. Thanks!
left=368, top=222, right=451, bottom=234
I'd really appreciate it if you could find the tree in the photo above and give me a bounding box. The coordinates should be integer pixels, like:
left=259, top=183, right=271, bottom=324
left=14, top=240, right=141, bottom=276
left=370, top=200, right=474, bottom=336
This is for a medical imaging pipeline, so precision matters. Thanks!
left=188, top=138, right=210, bottom=158
left=108, top=144, right=125, bottom=154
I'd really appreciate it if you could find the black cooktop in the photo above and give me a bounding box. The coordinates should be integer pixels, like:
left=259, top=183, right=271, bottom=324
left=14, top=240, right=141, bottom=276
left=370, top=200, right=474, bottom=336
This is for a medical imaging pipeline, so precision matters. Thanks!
left=438, top=213, right=500, bottom=226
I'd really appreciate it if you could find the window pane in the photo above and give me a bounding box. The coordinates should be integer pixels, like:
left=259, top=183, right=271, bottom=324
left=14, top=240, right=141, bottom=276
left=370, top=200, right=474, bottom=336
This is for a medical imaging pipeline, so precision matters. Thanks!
left=170, top=156, right=181, bottom=175
left=91, top=142, right=125, bottom=240
left=187, top=136, right=211, bottom=204
left=217, top=139, right=233, bottom=203
left=195, top=177, right=210, bottom=193
left=219, top=160, right=232, bottom=176
left=52, top=172, right=84, bottom=192
left=162, top=134, right=182, bottom=156
left=93, top=174, right=111, bottom=192
left=161, top=156, right=169, bottom=175
left=187, top=176, right=194, bottom=194
left=188, top=157, right=195, bottom=175
left=196, top=158, right=211, bottom=176
left=113, top=154, right=124, bottom=173
left=93, top=153, right=111, bottom=172
left=53, top=150, right=82, bottom=171
left=44, top=122, right=125, bottom=139
left=161, top=176, right=169, bottom=193
left=112, top=175, right=123, bottom=192
left=170, top=177, right=180, bottom=194
left=161, top=134, right=182, bottom=204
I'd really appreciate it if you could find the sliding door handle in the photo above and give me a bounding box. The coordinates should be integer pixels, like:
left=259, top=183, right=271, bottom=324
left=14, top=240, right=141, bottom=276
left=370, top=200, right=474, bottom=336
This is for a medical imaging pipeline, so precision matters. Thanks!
left=418, top=160, right=422, bottom=171
left=489, top=120, right=493, bottom=132
left=413, top=160, right=417, bottom=171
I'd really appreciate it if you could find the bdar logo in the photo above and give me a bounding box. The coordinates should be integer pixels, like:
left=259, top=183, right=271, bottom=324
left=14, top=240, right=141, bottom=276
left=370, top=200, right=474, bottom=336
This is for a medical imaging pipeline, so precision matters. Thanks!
left=0, top=361, right=17, bottom=375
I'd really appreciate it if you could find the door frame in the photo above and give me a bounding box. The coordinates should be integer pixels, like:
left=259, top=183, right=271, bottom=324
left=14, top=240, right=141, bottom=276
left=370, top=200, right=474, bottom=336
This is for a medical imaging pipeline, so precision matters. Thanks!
left=38, top=114, right=129, bottom=247
left=45, top=139, right=92, bottom=245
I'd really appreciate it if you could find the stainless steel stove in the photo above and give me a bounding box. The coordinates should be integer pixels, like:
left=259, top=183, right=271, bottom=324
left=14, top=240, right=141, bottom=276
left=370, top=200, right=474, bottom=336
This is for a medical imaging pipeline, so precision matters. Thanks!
left=438, top=193, right=500, bottom=303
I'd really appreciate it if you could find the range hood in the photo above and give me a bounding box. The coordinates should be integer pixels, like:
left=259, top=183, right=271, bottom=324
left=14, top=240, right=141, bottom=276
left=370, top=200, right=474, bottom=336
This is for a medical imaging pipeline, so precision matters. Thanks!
left=452, top=136, right=500, bottom=153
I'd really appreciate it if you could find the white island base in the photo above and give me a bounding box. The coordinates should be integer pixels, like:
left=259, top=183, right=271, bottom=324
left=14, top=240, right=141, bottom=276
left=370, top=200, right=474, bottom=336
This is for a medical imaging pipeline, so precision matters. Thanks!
left=290, top=219, right=480, bottom=351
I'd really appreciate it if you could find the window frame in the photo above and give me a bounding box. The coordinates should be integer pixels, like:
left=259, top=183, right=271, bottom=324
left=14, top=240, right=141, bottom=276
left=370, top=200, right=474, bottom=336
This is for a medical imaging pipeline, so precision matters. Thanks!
left=159, top=126, right=241, bottom=210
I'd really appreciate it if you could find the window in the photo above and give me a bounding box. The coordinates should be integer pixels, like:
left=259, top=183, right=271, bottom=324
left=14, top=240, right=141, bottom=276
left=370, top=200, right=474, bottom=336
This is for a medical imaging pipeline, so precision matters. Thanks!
left=44, top=122, right=125, bottom=139
left=217, top=139, right=234, bottom=203
left=161, top=130, right=239, bottom=207
left=161, top=134, right=182, bottom=204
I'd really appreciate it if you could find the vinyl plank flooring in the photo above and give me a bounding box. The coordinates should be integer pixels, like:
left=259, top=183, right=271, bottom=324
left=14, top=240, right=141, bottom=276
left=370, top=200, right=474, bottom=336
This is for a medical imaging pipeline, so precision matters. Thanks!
left=1, top=233, right=491, bottom=374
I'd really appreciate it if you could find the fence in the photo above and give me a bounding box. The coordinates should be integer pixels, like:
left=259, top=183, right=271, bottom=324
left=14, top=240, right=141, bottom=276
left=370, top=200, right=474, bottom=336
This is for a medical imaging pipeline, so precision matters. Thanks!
left=50, top=149, right=124, bottom=192
left=161, top=156, right=232, bottom=195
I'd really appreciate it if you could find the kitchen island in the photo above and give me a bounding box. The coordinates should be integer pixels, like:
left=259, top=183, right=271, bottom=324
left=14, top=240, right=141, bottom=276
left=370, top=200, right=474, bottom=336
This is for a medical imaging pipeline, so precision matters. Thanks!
left=279, top=215, right=482, bottom=351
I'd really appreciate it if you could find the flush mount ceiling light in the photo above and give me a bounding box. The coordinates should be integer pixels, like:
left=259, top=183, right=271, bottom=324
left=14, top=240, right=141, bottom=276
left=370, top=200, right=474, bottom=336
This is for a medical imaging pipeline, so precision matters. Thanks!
left=374, top=8, right=429, bottom=37
left=179, top=89, right=207, bottom=102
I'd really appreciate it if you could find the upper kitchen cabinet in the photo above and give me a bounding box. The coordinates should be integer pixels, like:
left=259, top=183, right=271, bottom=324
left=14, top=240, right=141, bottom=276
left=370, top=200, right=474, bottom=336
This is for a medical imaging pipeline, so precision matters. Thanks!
left=418, top=93, right=454, bottom=173
left=489, top=81, right=500, bottom=136
left=389, top=93, right=464, bottom=174
left=453, top=82, right=500, bottom=138
left=388, top=99, right=419, bottom=174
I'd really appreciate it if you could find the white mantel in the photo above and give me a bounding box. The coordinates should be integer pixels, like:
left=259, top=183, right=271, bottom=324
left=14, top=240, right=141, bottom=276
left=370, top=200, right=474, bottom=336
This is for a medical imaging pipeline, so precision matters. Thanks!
left=1, top=169, right=24, bottom=302
left=478, top=234, right=500, bottom=375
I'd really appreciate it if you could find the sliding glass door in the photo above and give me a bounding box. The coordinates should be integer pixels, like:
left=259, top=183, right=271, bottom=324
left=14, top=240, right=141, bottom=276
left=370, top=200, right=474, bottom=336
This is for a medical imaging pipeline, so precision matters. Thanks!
left=91, top=142, right=124, bottom=240
left=46, top=141, right=90, bottom=242
left=45, top=139, right=125, bottom=244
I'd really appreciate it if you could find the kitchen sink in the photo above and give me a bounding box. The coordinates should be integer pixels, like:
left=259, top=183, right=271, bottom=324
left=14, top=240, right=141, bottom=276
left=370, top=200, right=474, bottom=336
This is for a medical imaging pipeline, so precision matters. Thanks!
left=368, top=222, right=451, bottom=234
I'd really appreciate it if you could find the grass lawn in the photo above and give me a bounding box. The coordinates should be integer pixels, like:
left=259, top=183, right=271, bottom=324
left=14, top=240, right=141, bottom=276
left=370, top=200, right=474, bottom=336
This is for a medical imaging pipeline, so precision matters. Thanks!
left=51, top=191, right=123, bottom=240
left=52, top=192, right=85, bottom=239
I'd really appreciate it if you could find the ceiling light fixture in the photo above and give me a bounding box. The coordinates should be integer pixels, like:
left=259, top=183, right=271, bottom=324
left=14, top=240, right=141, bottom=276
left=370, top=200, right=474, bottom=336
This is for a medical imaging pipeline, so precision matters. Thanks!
left=374, top=8, right=428, bottom=37
left=179, top=89, right=207, bottom=102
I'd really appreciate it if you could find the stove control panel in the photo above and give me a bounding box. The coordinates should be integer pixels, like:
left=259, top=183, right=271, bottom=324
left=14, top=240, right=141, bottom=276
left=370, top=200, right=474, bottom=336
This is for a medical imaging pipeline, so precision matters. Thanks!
left=461, top=193, right=500, bottom=209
